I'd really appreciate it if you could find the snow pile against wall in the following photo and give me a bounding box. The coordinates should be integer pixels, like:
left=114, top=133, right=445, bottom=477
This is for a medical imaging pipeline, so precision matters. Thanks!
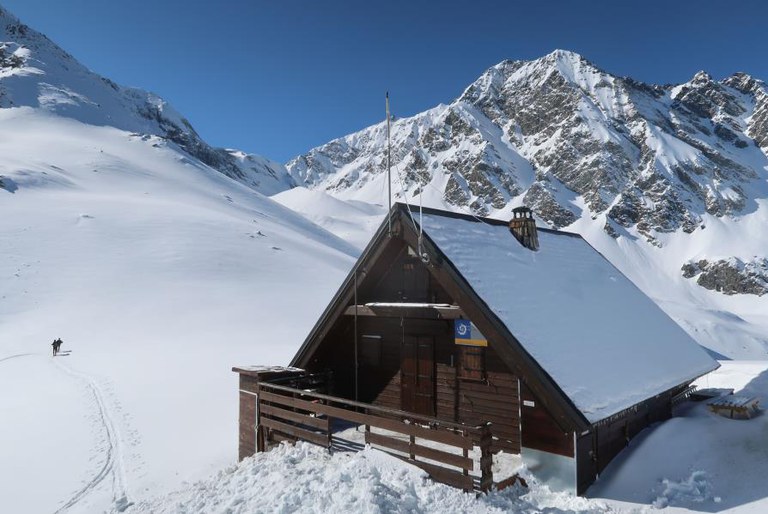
left=132, top=442, right=608, bottom=514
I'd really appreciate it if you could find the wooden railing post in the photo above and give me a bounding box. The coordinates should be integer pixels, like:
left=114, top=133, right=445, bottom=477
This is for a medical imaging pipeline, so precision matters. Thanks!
left=462, top=429, right=469, bottom=478
left=255, top=383, right=265, bottom=453
left=478, top=422, right=493, bottom=492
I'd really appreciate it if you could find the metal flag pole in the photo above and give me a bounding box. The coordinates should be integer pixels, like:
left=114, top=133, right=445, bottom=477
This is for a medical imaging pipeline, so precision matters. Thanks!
left=386, top=92, right=392, bottom=236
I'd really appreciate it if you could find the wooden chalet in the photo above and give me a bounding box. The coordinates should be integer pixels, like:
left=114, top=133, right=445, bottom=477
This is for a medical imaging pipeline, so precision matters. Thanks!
left=234, top=204, right=718, bottom=494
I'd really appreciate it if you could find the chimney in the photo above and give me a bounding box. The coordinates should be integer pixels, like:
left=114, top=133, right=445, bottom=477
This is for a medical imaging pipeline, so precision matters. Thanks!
left=509, top=207, right=539, bottom=251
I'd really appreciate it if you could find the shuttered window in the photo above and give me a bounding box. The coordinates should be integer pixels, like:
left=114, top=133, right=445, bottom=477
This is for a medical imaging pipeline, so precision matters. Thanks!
left=457, top=345, right=485, bottom=381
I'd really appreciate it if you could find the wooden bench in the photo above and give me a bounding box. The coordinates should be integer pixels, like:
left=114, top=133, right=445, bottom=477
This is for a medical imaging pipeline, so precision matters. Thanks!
left=707, top=396, right=760, bottom=419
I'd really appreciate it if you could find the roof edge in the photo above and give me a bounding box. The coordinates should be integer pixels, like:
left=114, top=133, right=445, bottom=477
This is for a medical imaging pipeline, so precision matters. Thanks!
left=289, top=205, right=404, bottom=368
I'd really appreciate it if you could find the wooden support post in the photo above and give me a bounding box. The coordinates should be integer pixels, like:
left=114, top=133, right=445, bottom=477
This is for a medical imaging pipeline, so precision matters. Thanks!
left=238, top=389, right=258, bottom=460
left=479, top=423, right=493, bottom=492
left=232, top=366, right=307, bottom=460
left=462, top=429, right=469, bottom=477
left=256, top=424, right=265, bottom=453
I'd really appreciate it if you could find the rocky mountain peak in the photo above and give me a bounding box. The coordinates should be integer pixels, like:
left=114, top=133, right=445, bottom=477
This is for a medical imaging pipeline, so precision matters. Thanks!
left=288, top=50, right=768, bottom=247
left=691, top=70, right=713, bottom=85
left=723, top=71, right=766, bottom=95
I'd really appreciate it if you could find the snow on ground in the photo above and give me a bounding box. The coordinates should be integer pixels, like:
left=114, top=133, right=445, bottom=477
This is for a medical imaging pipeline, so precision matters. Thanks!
left=126, top=361, right=768, bottom=514
left=132, top=442, right=607, bottom=514
left=0, top=108, right=355, bottom=513
left=271, top=187, right=387, bottom=249
left=590, top=360, right=768, bottom=513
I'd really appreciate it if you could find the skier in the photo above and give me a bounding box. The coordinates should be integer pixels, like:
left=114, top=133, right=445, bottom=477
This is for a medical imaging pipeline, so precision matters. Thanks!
left=51, top=338, right=58, bottom=356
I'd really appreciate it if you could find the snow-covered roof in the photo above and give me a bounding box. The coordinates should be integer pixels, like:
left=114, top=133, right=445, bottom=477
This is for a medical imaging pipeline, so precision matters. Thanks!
left=419, top=212, right=719, bottom=423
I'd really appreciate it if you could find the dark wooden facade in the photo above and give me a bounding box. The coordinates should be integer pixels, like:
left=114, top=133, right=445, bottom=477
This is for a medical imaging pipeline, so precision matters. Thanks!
left=303, top=244, right=527, bottom=453
left=233, top=204, right=705, bottom=495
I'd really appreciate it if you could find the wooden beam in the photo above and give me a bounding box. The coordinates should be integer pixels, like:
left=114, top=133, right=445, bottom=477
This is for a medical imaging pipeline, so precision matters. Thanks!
left=404, top=458, right=475, bottom=491
left=261, top=417, right=329, bottom=448
left=258, top=390, right=476, bottom=449
left=365, top=431, right=474, bottom=470
left=343, top=304, right=465, bottom=319
left=259, top=404, right=330, bottom=431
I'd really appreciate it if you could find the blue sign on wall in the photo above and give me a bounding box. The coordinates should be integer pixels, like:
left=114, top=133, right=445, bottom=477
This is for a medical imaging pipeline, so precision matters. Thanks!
left=454, top=319, right=487, bottom=347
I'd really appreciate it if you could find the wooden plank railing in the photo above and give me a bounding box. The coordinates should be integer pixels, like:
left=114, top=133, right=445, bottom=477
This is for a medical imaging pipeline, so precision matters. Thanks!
left=255, top=380, right=493, bottom=492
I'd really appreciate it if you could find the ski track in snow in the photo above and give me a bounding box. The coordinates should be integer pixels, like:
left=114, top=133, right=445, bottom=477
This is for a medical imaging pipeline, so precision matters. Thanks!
left=0, top=352, right=36, bottom=363
left=52, top=359, right=132, bottom=513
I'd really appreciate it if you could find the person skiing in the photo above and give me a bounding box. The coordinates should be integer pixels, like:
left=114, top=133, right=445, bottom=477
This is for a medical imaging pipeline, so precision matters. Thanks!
left=51, top=338, right=63, bottom=356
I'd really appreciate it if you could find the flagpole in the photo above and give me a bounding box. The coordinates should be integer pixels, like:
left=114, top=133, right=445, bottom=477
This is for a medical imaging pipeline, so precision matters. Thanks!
left=386, top=92, right=392, bottom=236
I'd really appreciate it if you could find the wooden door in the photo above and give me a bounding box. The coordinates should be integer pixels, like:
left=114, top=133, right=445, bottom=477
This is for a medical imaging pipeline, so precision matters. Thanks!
left=401, top=335, right=435, bottom=416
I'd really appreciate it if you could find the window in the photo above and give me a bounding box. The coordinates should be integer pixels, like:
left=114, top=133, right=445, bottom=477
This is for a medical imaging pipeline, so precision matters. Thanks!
left=457, top=345, right=485, bottom=381
left=360, top=335, right=382, bottom=366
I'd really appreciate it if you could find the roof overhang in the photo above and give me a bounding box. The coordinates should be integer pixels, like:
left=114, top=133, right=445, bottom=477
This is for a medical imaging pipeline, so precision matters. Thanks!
left=344, top=303, right=464, bottom=319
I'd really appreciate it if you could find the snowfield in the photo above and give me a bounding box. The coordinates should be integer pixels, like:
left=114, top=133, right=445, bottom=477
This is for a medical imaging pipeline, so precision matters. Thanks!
left=0, top=108, right=355, bottom=513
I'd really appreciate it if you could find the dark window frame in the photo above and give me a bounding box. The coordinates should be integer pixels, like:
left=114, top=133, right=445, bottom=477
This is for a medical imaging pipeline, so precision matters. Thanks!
left=457, top=345, right=486, bottom=382
left=360, top=334, right=382, bottom=367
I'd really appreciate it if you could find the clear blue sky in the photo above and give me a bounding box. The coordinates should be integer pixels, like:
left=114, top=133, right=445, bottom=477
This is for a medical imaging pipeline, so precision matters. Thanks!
left=3, top=0, right=767, bottom=162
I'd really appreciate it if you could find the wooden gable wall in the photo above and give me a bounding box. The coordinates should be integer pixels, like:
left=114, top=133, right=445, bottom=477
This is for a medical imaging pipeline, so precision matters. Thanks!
left=305, top=240, right=524, bottom=453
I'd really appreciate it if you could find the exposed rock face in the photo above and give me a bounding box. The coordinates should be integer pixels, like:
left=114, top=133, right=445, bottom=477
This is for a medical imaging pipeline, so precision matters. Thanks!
left=0, top=7, right=294, bottom=196
left=682, top=258, right=768, bottom=296
left=287, top=50, right=768, bottom=243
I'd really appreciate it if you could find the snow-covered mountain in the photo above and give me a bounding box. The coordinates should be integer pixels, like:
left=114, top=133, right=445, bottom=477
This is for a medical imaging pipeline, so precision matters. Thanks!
left=0, top=6, right=294, bottom=196
left=286, top=50, right=768, bottom=358
left=0, top=6, right=353, bottom=513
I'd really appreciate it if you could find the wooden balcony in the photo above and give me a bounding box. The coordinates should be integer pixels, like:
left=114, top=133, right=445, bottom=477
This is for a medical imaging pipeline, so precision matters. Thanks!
left=252, top=373, right=495, bottom=492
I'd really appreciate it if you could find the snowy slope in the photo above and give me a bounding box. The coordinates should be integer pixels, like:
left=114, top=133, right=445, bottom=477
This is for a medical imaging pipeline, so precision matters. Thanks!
left=0, top=6, right=294, bottom=196
left=285, top=50, right=768, bottom=359
left=0, top=107, right=355, bottom=513
left=271, top=187, right=387, bottom=248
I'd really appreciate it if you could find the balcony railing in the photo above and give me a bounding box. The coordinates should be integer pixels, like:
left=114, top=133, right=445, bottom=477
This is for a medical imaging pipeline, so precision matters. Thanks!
left=255, top=378, right=493, bottom=492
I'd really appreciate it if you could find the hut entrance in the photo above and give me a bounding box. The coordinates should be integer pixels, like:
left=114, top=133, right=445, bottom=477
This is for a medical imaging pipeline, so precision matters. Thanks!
left=401, top=335, right=435, bottom=416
